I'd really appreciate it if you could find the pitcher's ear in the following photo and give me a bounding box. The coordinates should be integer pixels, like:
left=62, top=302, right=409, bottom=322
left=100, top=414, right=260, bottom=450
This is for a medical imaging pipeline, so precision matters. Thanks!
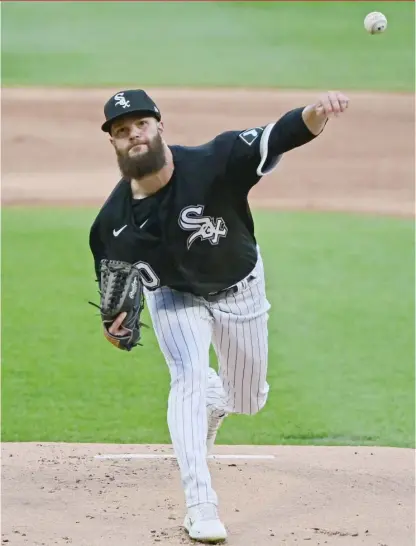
left=158, top=121, right=164, bottom=134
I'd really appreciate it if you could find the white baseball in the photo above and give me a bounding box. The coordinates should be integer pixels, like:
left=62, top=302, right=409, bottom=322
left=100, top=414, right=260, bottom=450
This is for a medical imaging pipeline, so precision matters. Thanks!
left=364, top=11, right=388, bottom=34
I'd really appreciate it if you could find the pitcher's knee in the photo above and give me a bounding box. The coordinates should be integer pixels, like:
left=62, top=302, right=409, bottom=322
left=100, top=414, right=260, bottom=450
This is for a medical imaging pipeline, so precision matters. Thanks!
left=247, top=390, right=269, bottom=414
left=168, top=361, right=208, bottom=389
left=232, top=384, right=269, bottom=415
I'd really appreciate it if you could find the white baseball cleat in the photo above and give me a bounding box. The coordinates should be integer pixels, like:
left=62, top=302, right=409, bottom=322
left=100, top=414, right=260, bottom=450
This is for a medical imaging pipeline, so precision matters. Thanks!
left=207, top=407, right=228, bottom=455
left=184, top=503, right=227, bottom=543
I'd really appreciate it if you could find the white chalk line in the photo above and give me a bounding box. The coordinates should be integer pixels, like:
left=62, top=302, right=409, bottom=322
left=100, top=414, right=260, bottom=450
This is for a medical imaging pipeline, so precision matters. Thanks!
left=94, top=453, right=275, bottom=461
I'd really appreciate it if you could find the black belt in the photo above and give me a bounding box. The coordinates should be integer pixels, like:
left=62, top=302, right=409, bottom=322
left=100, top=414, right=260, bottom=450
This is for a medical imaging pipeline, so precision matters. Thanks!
left=206, top=274, right=256, bottom=298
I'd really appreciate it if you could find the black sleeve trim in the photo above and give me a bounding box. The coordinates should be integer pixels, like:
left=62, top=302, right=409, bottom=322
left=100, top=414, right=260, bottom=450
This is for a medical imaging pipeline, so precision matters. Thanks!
left=257, top=107, right=321, bottom=176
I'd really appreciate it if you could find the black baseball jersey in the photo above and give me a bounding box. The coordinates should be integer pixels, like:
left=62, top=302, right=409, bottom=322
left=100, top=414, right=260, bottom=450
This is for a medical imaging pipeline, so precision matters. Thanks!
left=89, top=108, right=317, bottom=297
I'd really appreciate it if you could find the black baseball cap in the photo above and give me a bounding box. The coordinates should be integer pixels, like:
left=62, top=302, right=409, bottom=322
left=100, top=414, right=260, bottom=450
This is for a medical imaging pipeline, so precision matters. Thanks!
left=101, top=89, right=161, bottom=133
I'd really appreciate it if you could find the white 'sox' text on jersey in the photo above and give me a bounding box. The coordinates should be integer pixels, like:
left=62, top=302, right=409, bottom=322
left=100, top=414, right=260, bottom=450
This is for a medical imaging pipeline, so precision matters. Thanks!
left=179, top=205, right=228, bottom=249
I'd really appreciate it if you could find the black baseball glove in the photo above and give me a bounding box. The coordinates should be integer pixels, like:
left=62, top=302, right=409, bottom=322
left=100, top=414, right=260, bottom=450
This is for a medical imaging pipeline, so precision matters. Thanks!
left=89, top=259, right=146, bottom=351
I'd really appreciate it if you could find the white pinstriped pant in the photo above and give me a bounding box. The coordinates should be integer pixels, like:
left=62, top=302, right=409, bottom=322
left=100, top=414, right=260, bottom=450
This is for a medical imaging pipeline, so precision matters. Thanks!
left=144, top=249, right=271, bottom=508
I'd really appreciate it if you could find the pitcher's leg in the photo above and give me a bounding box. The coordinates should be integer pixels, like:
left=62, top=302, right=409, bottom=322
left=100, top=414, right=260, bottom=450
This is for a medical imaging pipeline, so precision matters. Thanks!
left=145, top=287, right=217, bottom=507
left=206, top=366, right=229, bottom=413
left=211, top=252, right=271, bottom=415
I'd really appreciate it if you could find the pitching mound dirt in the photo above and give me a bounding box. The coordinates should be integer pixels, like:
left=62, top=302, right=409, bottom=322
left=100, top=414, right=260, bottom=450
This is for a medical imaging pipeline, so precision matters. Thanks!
left=2, top=442, right=414, bottom=546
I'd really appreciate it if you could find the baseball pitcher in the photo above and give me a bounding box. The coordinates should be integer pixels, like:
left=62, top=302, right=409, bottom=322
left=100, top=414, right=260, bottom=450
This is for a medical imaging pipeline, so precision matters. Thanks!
left=89, top=88, right=349, bottom=543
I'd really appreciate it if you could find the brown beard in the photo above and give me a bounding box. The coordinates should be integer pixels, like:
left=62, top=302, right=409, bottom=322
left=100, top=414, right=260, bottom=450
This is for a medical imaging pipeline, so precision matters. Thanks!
left=116, top=132, right=166, bottom=180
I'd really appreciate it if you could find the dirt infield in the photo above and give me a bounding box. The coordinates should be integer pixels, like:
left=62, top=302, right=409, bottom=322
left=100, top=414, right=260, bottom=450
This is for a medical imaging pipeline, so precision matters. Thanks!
left=2, top=87, right=414, bottom=215
left=2, top=443, right=415, bottom=546
left=1, top=88, right=415, bottom=545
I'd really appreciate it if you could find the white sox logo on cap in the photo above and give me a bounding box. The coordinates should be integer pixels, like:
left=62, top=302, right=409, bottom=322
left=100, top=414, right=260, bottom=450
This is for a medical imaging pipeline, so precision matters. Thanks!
left=114, top=92, right=130, bottom=109
left=101, top=89, right=161, bottom=132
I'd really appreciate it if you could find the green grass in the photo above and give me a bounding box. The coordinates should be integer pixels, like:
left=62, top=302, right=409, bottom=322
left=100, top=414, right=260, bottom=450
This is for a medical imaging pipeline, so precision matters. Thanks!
left=1, top=208, right=414, bottom=448
left=1, top=1, right=414, bottom=91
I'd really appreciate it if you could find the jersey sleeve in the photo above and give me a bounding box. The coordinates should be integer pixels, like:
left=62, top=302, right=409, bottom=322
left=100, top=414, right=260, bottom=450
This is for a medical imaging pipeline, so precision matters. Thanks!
left=88, top=179, right=126, bottom=283
left=227, top=124, right=279, bottom=181
left=225, top=107, right=319, bottom=189
left=89, top=216, right=107, bottom=284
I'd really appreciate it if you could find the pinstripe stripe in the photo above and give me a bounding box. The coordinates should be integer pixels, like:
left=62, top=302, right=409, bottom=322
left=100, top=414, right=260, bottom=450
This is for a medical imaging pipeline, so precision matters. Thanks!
left=231, top=297, right=239, bottom=409
left=146, top=291, right=179, bottom=421
left=212, top=317, right=232, bottom=406
left=218, top=315, right=230, bottom=399
left=244, top=286, right=255, bottom=415
left=186, top=294, right=212, bottom=501
left=249, top=284, right=262, bottom=411
left=231, top=291, right=247, bottom=413
left=171, top=294, right=200, bottom=504
left=254, top=281, right=267, bottom=407
left=160, top=290, right=192, bottom=487
left=231, top=294, right=239, bottom=406
left=225, top=300, right=235, bottom=407
left=188, top=296, right=209, bottom=501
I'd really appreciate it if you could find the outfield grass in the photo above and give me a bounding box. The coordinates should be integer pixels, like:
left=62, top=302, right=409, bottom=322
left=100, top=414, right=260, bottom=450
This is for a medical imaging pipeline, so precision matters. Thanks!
left=2, top=208, right=414, bottom=448
left=1, top=1, right=414, bottom=91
